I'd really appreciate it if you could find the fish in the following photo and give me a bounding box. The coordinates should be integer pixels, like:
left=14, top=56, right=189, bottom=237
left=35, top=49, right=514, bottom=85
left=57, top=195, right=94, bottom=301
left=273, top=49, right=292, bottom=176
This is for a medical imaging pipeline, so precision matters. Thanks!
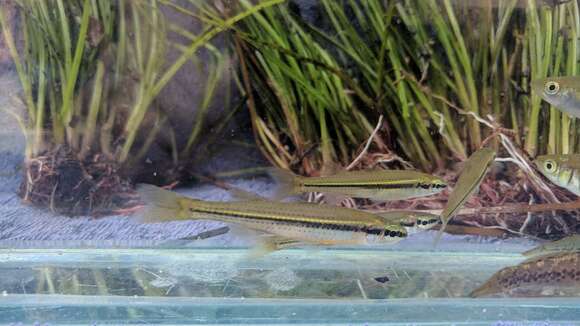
left=375, top=210, right=441, bottom=234
left=434, top=148, right=496, bottom=245
left=523, top=235, right=580, bottom=257
left=136, top=184, right=407, bottom=250
left=534, top=154, right=580, bottom=196
left=268, top=168, right=447, bottom=201
left=470, top=252, right=580, bottom=298
left=531, top=76, right=580, bottom=119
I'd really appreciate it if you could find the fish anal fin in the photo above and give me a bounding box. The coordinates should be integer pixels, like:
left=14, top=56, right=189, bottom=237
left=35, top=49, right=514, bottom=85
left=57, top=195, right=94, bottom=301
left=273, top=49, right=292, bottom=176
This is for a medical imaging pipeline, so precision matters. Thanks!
left=248, top=235, right=303, bottom=259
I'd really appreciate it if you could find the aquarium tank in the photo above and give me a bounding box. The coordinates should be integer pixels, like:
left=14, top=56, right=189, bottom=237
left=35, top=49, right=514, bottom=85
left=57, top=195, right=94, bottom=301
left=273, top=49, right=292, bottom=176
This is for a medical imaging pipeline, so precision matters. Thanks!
left=1, top=0, right=580, bottom=325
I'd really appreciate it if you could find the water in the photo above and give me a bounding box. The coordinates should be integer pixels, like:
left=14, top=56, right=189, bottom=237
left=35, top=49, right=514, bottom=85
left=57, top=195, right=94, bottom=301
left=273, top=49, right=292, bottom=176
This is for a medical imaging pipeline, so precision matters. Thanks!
left=0, top=244, right=579, bottom=324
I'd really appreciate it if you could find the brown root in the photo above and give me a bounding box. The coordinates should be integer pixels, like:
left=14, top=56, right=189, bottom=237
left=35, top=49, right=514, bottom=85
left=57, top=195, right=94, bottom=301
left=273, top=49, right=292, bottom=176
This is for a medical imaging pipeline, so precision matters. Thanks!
left=19, top=146, right=139, bottom=216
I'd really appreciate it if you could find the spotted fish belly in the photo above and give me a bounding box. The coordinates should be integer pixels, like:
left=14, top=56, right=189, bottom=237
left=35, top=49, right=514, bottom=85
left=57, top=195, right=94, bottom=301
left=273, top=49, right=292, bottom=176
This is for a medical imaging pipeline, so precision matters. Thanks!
left=470, top=252, right=580, bottom=297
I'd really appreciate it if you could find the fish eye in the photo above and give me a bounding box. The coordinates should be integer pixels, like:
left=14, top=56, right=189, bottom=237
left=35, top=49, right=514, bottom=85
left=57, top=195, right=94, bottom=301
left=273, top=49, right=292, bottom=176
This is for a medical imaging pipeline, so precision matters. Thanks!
left=544, top=160, right=557, bottom=172
left=544, top=81, right=560, bottom=95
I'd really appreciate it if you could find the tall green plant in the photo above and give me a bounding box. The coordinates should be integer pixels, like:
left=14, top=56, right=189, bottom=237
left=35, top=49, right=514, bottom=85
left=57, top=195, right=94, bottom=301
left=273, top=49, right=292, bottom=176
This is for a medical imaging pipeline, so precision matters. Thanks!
left=237, top=0, right=580, bottom=173
left=1, top=0, right=285, bottom=164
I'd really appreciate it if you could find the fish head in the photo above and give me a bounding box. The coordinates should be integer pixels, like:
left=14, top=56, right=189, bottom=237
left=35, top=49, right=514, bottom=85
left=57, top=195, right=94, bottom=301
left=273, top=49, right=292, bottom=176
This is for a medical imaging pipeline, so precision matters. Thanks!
left=534, top=154, right=580, bottom=193
left=534, top=155, right=560, bottom=176
left=534, top=155, right=562, bottom=184
left=469, top=277, right=503, bottom=298
left=396, top=212, right=441, bottom=234
left=531, top=77, right=580, bottom=117
left=413, top=213, right=442, bottom=230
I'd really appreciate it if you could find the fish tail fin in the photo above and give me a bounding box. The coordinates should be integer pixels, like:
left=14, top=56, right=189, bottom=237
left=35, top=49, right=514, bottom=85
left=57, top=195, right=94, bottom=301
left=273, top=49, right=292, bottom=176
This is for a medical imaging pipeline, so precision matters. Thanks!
left=136, top=184, right=191, bottom=223
left=267, top=167, right=298, bottom=200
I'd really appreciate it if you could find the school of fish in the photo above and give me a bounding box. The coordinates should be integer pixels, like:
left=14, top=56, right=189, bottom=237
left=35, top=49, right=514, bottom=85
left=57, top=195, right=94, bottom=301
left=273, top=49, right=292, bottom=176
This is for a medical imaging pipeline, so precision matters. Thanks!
left=131, top=75, right=580, bottom=297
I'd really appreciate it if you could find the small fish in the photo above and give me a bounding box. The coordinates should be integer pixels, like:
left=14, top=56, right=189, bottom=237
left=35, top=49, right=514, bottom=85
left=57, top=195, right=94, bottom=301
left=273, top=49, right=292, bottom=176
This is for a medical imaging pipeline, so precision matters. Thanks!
left=376, top=210, right=441, bottom=234
left=269, top=169, right=447, bottom=201
left=470, top=252, right=580, bottom=298
left=434, top=148, right=496, bottom=244
left=531, top=76, right=580, bottom=119
left=534, top=154, right=580, bottom=196
left=523, top=235, right=580, bottom=257
left=136, top=184, right=407, bottom=250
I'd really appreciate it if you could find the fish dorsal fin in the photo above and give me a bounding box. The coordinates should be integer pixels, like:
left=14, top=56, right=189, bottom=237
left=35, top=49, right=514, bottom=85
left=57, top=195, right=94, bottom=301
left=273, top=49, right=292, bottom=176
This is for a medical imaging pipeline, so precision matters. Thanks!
left=267, top=167, right=298, bottom=201
left=320, top=161, right=342, bottom=176
left=228, top=187, right=268, bottom=201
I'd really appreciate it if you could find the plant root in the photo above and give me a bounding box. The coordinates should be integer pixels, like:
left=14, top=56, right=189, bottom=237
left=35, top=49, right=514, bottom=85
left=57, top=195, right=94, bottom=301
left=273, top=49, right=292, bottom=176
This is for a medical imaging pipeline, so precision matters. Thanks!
left=19, top=146, right=138, bottom=216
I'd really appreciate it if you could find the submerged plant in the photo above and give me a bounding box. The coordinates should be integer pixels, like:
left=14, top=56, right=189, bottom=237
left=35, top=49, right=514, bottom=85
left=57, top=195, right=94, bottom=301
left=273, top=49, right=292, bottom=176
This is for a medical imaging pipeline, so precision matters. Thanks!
left=0, top=0, right=284, bottom=215
left=235, top=0, right=580, bottom=238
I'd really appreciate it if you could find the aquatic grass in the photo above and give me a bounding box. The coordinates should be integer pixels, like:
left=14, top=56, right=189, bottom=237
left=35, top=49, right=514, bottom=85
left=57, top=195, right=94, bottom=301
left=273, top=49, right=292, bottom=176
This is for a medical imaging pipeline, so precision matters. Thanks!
left=236, top=0, right=487, bottom=172
left=522, top=0, right=580, bottom=157
left=1, top=0, right=284, bottom=163
left=234, top=0, right=379, bottom=173
left=235, top=0, right=580, bottom=236
left=237, top=0, right=580, bottom=171
left=1, top=0, right=288, bottom=214
left=0, top=0, right=112, bottom=158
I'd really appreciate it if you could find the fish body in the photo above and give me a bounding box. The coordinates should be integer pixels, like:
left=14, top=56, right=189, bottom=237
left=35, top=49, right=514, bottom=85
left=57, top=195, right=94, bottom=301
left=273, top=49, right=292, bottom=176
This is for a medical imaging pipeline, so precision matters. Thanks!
left=531, top=76, right=580, bottom=119
left=376, top=210, right=441, bottom=234
left=523, top=235, right=580, bottom=257
left=470, top=252, right=580, bottom=298
left=270, top=169, right=447, bottom=201
left=137, top=184, right=407, bottom=246
left=434, top=148, right=496, bottom=244
left=534, top=154, right=580, bottom=196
